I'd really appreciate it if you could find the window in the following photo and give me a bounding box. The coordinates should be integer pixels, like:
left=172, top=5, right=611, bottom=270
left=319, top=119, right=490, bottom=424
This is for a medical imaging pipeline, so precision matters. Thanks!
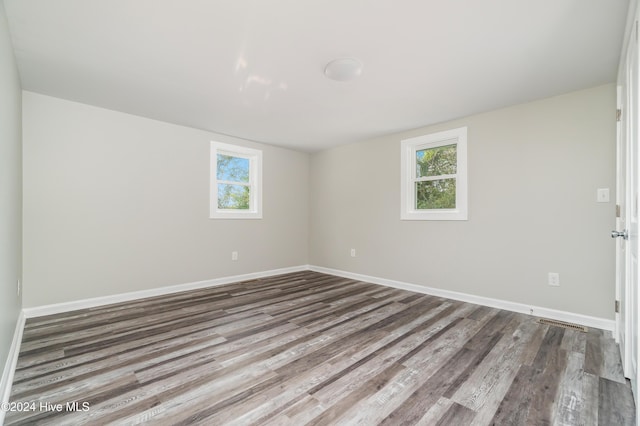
left=401, top=127, right=467, bottom=220
left=210, top=142, right=262, bottom=219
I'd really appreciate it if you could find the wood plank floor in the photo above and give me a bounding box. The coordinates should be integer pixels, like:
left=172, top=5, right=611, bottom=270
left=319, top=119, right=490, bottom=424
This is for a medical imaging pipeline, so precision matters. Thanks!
left=4, top=271, right=635, bottom=425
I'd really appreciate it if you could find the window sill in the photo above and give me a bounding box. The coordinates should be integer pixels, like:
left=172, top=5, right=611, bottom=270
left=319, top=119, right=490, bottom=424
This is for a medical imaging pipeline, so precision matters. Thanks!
left=210, top=210, right=262, bottom=220
left=401, top=209, right=468, bottom=221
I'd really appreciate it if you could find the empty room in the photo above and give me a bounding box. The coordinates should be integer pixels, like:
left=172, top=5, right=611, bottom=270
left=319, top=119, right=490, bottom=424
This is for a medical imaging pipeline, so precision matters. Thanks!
left=0, top=0, right=638, bottom=425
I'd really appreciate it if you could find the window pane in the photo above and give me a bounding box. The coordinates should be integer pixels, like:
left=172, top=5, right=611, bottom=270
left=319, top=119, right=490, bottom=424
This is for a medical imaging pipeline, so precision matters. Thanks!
left=416, top=178, right=456, bottom=209
left=217, top=154, right=249, bottom=183
left=416, top=144, right=457, bottom=178
left=217, top=183, right=250, bottom=209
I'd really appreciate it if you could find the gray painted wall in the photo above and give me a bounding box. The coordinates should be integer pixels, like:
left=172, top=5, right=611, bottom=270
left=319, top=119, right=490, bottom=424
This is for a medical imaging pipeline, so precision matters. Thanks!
left=22, top=92, right=309, bottom=307
left=310, top=84, right=616, bottom=319
left=0, top=0, right=22, bottom=379
left=20, top=82, right=617, bottom=321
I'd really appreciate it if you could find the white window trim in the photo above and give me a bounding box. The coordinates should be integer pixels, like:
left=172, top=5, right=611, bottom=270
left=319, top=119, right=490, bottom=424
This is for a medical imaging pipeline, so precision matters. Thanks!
left=400, top=127, right=468, bottom=221
left=210, top=141, right=263, bottom=219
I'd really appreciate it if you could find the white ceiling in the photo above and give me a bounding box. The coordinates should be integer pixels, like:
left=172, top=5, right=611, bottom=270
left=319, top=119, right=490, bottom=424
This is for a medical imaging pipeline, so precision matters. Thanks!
left=4, top=0, right=630, bottom=152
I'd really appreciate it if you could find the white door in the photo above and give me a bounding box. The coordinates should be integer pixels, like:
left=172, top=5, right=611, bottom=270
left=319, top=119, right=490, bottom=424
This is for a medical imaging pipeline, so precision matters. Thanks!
left=616, top=17, right=639, bottom=403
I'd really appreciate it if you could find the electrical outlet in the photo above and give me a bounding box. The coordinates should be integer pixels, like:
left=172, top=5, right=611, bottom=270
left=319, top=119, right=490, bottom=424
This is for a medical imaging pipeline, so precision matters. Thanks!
left=548, top=272, right=560, bottom=287
left=231, top=251, right=238, bottom=261
left=350, top=248, right=356, bottom=257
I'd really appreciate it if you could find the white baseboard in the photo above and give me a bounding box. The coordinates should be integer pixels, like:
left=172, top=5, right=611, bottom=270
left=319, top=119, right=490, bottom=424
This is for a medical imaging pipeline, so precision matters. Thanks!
left=20, top=263, right=615, bottom=332
left=23, top=265, right=309, bottom=319
left=309, top=265, right=615, bottom=332
left=0, top=310, right=26, bottom=426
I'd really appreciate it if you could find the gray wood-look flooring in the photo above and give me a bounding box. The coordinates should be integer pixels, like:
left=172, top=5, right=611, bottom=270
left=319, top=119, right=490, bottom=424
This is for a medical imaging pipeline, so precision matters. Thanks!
left=4, top=271, right=635, bottom=425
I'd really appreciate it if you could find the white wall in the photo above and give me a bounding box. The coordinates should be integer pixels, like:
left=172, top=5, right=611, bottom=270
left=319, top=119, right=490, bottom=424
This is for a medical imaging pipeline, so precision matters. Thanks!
left=21, top=83, right=617, bottom=321
left=0, top=0, right=22, bottom=381
left=22, top=92, right=309, bottom=307
left=310, top=84, right=616, bottom=320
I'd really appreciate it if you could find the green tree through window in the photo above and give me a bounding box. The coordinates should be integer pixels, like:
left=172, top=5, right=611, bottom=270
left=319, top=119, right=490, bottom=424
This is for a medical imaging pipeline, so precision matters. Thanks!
left=217, top=154, right=250, bottom=209
left=210, top=141, right=262, bottom=219
left=400, top=126, right=467, bottom=221
left=415, top=144, right=457, bottom=209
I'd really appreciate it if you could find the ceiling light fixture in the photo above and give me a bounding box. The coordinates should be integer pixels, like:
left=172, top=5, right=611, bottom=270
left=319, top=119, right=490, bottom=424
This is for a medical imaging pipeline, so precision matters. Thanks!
left=324, top=58, right=363, bottom=82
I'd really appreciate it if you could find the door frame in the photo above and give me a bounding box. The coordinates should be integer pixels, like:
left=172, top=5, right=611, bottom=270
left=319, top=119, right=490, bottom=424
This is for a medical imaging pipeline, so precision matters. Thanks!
left=616, top=0, right=640, bottom=409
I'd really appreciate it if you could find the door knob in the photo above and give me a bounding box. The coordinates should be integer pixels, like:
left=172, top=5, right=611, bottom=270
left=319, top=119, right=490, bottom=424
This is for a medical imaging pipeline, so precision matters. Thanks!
left=612, top=230, right=629, bottom=240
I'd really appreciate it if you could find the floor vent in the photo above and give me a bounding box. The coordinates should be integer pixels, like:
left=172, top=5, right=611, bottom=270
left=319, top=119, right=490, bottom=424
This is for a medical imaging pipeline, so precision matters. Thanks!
left=537, top=318, right=588, bottom=333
